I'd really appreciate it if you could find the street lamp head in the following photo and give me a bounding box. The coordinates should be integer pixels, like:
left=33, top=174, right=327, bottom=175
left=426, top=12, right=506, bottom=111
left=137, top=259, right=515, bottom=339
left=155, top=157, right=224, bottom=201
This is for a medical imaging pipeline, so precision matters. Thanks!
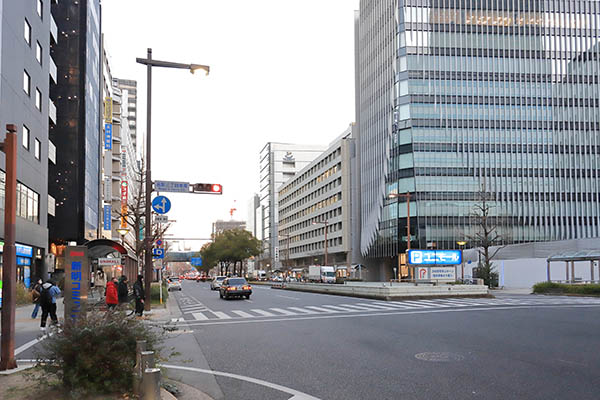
left=117, top=227, right=130, bottom=236
left=457, top=241, right=467, bottom=246
left=190, top=64, right=210, bottom=75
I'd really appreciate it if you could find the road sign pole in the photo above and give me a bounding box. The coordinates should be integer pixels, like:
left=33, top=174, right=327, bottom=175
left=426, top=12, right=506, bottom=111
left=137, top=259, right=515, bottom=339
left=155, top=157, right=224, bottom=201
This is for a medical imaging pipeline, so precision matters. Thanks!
left=159, top=260, right=163, bottom=305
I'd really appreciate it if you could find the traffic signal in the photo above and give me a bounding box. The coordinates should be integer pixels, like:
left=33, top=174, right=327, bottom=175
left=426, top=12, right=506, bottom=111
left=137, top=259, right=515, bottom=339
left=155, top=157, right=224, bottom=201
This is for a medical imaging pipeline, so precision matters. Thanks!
left=191, top=183, right=223, bottom=194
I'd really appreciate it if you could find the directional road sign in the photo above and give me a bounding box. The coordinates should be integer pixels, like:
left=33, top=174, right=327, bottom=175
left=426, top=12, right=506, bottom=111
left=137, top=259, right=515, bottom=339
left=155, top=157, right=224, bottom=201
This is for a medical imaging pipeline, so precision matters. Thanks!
left=152, top=248, right=165, bottom=259
left=152, top=195, right=171, bottom=214
left=155, top=180, right=189, bottom=193
left=191, top=257, right=202, bottom=267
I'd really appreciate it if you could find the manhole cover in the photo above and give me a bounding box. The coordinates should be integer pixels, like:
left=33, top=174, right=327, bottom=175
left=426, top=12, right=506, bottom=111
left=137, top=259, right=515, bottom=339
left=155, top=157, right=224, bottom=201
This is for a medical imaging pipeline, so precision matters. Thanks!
left=415, top=352, right=464, bottom=362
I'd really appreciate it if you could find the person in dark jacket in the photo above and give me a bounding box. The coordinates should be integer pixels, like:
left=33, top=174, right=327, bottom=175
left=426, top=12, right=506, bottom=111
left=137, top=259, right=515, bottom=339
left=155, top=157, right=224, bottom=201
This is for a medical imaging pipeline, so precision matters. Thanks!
left=31, top=279, right=43, bottom=319
left=105, top=276, right=119, bottom=310
left=40, top=280, right=61, bottom=331
left=117, top=275, right=129, bottom=306
left=133, top=275, right=145, bottom=317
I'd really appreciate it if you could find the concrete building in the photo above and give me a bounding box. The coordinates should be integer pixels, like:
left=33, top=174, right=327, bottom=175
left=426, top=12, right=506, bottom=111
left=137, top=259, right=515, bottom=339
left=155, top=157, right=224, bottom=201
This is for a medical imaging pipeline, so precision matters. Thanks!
left=246, top=193, right=260, bottom=238
left=355, top=0, right=600, bottom=280
left=259, top=142, right=327, bottom=270
left=0, top=0, right=58, bottom=284
left=212, top=220, right=246, bottom=236
left=278, top=125, right=354, bottom=269
left=48, top=0, right=102, bottom=245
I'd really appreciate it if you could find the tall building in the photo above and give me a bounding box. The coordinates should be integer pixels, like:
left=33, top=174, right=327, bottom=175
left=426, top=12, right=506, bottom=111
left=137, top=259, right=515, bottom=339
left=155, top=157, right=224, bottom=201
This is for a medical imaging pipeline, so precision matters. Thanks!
left=49, top=0, right=102, bottom=245
left=0, top=0, right=57, bottom=284
left=113, top=78, right=137, bottom=152
left=356, top=1, right=600, bottom=279
left=259, top=142, right=327, bottom=269
left=246, top=194, right=260, bottom=238
left=278, top=125, right=354, bottom=269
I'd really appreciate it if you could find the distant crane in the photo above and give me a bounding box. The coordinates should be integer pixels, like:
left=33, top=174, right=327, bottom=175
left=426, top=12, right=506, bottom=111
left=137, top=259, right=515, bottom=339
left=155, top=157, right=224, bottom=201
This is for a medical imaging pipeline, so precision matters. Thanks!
left=229, top=200, right=237, bottom=219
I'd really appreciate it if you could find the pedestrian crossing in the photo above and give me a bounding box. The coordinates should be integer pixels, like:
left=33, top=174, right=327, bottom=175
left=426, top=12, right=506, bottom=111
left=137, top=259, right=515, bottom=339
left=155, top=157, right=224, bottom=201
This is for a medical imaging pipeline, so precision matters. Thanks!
left=175, top=296, right=600, bottom=323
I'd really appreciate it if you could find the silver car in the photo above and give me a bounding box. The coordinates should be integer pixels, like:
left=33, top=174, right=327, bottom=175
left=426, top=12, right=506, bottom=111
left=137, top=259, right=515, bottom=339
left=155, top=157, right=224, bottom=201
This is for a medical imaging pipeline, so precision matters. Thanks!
left=210, top=276, right=227, bottom=290
left=167, top=277, right=182, bottom=291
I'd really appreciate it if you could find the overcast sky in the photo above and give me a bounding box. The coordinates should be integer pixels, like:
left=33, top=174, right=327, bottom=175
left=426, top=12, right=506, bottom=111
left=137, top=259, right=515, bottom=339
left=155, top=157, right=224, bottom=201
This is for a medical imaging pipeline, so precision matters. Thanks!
left=102, top=0, right=359, bottom=251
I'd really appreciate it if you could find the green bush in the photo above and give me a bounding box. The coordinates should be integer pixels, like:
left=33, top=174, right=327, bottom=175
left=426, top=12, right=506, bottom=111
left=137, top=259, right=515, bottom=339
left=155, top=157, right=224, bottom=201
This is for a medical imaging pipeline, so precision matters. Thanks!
left=16, top=282, right=32, bottom=305
left=35, top=310, right=164, bottom=397
left=151, top=281, right=169, bottom=303
left=533, top=281, right=600, bottom=295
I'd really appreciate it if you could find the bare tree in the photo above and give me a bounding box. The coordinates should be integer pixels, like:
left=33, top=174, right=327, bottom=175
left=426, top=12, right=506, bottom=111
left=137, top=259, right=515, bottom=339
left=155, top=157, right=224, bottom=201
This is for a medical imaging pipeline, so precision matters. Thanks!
left=467, top=187, right=503, bottom=287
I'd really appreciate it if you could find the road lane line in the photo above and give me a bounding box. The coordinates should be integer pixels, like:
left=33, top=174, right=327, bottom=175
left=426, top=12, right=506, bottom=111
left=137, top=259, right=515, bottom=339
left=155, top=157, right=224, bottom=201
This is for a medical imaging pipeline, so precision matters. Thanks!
left=192, top=313, right=209, bottom=321
left=251, top=309, right=276, bottom=317
left=275, top=294, right=300, bottom=300
left=288, top=307, right=318, bottom=314
left=269, top=308, right=297, bottom=316
left=212, top=311, right=232, bottom=319
left=162, top=364, right=321, bottom=400
left=231, top=310, right=254, bottom=318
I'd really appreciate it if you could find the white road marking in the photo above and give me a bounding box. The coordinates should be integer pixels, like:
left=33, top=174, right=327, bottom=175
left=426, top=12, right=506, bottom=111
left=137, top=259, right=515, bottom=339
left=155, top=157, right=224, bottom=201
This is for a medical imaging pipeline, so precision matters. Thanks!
left=212, top=311, right=232, bottom=319
left=192, top=312, right=209, bottom=321
left=319, top=305, right=359, bottom=312
left=231, top=310, right=254, bottom=318
left=416, top=300, right=452, bottom=308
left=251, top=309, right=276, bottom=317
left=395, top=301, right=434, bottom=308
left=162, top=364, right=321, bottom=399
left=269, top=308, right=297, bottom=316
left=371, top=302, right=415, bottom=309
left=244, top=300, right=253, bottom=303
left=288, top=307, right=318, bottom=314
left=276, top=294, right=300, bottom=300
left=355, top=303, right=396, bottom=310
left=305, top=306, right=339, bottom=313
left=339, top=304, right=379, bottom=311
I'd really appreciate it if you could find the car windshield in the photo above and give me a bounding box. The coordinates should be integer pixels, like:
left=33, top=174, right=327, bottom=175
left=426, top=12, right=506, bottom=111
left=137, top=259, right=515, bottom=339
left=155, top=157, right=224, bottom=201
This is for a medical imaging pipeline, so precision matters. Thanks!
left=170, top=278, right=179, bottom=282
left=228, top=278, right=247, bottom=285
left=216, top=277, right=226, bottom=281
left=324, top=272, right=335, bottom=277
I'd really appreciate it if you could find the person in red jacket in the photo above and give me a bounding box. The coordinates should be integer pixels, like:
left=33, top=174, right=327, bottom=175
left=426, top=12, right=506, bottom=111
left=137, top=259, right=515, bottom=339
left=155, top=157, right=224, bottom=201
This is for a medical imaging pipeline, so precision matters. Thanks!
left=105, top=276, right=119, bottom=310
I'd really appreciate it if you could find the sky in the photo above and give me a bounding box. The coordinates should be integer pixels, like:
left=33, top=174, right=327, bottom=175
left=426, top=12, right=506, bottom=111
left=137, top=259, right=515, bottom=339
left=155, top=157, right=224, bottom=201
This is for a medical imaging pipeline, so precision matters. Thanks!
left=102, top=0, right=359, bottom=251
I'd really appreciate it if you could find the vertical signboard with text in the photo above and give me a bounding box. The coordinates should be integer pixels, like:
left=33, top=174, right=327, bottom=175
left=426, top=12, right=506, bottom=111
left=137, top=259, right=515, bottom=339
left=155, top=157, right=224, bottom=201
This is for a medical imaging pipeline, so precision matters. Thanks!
left=64, top=246, right=89, bottom=323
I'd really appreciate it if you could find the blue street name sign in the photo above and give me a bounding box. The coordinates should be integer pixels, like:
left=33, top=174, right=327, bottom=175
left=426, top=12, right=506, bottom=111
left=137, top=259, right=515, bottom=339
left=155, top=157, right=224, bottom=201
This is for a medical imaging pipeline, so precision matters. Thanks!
left=155, top=180, right=189, bottom=193
left=103, top=205, right=111, bottom=231
left=408, top=250, right=462, bottom=265
left=104, top=123, right=112, bottom=150
left=151, top=195, right=171, bottom=214
left=152, top=248, right=165, bottom=259
left=191, top=257, right=202, bottom=267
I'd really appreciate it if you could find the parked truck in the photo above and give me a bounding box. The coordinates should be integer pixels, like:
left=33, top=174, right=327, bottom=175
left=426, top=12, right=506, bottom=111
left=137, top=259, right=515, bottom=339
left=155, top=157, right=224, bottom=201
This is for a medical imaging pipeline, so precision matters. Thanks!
left=308, top=265, right=336, bottom=283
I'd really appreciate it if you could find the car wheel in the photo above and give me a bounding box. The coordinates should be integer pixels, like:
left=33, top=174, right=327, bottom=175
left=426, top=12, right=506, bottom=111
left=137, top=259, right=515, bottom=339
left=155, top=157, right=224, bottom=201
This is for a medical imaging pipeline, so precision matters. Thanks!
left=219, top=292, right=223, bottom=299
left=246, top=295, right=250, bottom=299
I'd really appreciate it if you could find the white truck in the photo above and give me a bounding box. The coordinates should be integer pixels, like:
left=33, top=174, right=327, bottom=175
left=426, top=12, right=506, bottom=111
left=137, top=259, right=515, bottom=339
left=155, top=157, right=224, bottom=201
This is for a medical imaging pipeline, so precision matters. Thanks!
left=308, top=265, right=336, bottom=283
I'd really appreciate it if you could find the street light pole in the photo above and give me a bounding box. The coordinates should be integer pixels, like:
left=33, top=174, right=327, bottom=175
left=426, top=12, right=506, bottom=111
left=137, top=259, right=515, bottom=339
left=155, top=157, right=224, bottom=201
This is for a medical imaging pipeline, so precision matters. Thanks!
left=457, top=241, right=467, bottom=282
left=136, top=49, right=209, bottom=311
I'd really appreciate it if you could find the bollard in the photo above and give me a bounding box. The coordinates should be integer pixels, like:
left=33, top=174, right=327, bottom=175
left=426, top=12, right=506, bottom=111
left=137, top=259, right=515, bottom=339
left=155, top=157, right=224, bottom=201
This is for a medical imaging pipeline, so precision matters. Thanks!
left=141, top=368, right=162, bottom=400
left=140, top=351, right=155, bottom=372
left=133, top=341, right=147, bottom=396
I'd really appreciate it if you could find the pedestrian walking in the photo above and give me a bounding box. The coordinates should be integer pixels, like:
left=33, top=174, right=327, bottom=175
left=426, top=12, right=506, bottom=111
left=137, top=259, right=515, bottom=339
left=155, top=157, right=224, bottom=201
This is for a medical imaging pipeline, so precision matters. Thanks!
left=105, top=276, right=119, bottom=310
left=31, top=279, right=43, bottom=319
left=117, top=275, right=129, bottom=306
left=40, top=280, right=61, bottom=331
left=133, top=274, right=145, bottom=317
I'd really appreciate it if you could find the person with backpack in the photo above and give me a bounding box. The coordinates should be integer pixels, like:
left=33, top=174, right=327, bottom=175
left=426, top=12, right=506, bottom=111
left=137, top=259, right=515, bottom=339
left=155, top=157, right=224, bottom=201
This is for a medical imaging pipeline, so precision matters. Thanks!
left=133, top=275, right=145, bottom=317
left=117, top=275, right=129, bottom=306
left=105, top=276, right=119, bottom=310
left=31, top=279, right=43, bottom=319
left=40, top=280, right=61, bottom=331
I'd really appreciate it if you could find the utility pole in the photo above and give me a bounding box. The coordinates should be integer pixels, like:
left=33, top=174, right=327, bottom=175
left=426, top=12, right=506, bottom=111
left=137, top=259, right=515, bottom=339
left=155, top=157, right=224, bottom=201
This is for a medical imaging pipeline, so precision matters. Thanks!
left=0, top=125, right=18, bottom=371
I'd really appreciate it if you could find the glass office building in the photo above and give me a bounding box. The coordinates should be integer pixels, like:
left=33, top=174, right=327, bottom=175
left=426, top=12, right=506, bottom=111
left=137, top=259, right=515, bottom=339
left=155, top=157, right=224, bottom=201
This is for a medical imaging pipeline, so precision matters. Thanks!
left=356, top=0, right=600, bottom=260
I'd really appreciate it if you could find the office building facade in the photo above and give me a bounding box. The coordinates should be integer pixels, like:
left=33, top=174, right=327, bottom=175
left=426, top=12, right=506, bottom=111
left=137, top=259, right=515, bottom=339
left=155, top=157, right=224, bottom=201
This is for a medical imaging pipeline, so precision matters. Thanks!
left=49, top=0, right=102, bottom=245
left=278, top=125, right=354, bottom=268
left=0, top=0, right=58, bottom=283
left=259, top=142, right=327, bottom=269
left=356, top=1, right=600, bottom=277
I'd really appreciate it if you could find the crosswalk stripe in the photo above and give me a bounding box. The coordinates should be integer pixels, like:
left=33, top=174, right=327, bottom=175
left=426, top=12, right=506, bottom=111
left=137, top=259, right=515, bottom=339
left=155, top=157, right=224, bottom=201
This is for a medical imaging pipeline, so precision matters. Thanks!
left=231, top=310, right=253, bottom=318
left=339, top=304, right=379, bottom=311
left=435, top=300, right=471, bottom=307
left=355, top=303, right=397, bottom=310
left=320, top=305, right=359, bottom=312
left=192, top=313, right=208, bottom=321
left=395, top=301, right=434, bottom=308
left=305, top=306, right=339, bottom=313
left=212, top=311, right=232, bottom=319
left=270, top=308, right=297, bottom=316
left=251, top=309, right=276, bottom=317
left=288, top=307, right=318, bottom=314
left=372, top=302, right=415, bottom=309
left=182, top=306, right=208, bottom=312
left=415, top=300, right=452, bottom=307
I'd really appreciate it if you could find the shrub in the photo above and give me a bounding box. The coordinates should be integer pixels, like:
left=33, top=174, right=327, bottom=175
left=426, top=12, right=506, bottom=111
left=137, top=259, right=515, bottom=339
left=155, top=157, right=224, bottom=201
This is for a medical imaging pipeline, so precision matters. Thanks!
left=35, top=310, right=164, bottom=397
left=533, top=281, right=600, bottom=295
left=16, top=282, right=32, bottom=305
left=151, top=281, right=169, bottom=303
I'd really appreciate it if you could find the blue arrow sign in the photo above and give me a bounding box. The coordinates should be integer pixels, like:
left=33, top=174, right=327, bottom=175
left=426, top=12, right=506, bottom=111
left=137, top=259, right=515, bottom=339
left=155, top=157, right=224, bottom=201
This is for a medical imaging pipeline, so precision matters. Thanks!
left=152, top=248, right=165, bottom=259
left=152, top=195, right=171, bottom=214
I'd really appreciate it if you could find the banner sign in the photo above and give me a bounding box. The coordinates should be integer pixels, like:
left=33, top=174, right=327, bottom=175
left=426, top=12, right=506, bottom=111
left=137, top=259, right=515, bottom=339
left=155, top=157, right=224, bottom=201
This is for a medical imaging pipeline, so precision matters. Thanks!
left=98, top=257, right=121, bottom=266
left=408, top=250, right=462, bottom=265
left=104, top=97, right=112, bottom=123
left=104, top=123, right=112, bottom=150
left=65, top=246, right=89, bottom=323
left=103, top=205, right=112, bottom=231
left=120, top=181, right=128, bottom=228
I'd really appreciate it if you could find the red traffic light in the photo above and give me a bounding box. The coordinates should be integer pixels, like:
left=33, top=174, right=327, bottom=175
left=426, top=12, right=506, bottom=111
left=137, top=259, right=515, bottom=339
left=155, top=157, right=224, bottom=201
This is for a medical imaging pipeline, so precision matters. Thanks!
left=192, top=183, right=223, bottom=195
left=211, top=184, right=222, bottom=193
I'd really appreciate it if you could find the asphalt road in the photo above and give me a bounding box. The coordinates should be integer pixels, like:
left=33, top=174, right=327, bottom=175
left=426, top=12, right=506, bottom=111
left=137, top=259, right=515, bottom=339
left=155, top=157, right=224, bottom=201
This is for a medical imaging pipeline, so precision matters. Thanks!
left=165, top=281, right=600, bottom=400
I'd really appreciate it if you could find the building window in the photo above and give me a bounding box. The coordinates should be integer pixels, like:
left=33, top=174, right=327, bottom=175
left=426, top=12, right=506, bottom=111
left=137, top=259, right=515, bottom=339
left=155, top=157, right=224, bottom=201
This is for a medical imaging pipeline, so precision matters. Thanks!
left=34, top=139, right=41, bottom=160
left=35, top=88, right=42, bottom=111
left=37, top=0, right=43, bottom=18
left=23, top=71, right=30, bottom=95
left=24, top=19, right=31, bottom=45
left=36, top=42, right=42, bottom=64
left=22, top=125, right=30, bottom=150
left=16, top=182, right=40, bottom=224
